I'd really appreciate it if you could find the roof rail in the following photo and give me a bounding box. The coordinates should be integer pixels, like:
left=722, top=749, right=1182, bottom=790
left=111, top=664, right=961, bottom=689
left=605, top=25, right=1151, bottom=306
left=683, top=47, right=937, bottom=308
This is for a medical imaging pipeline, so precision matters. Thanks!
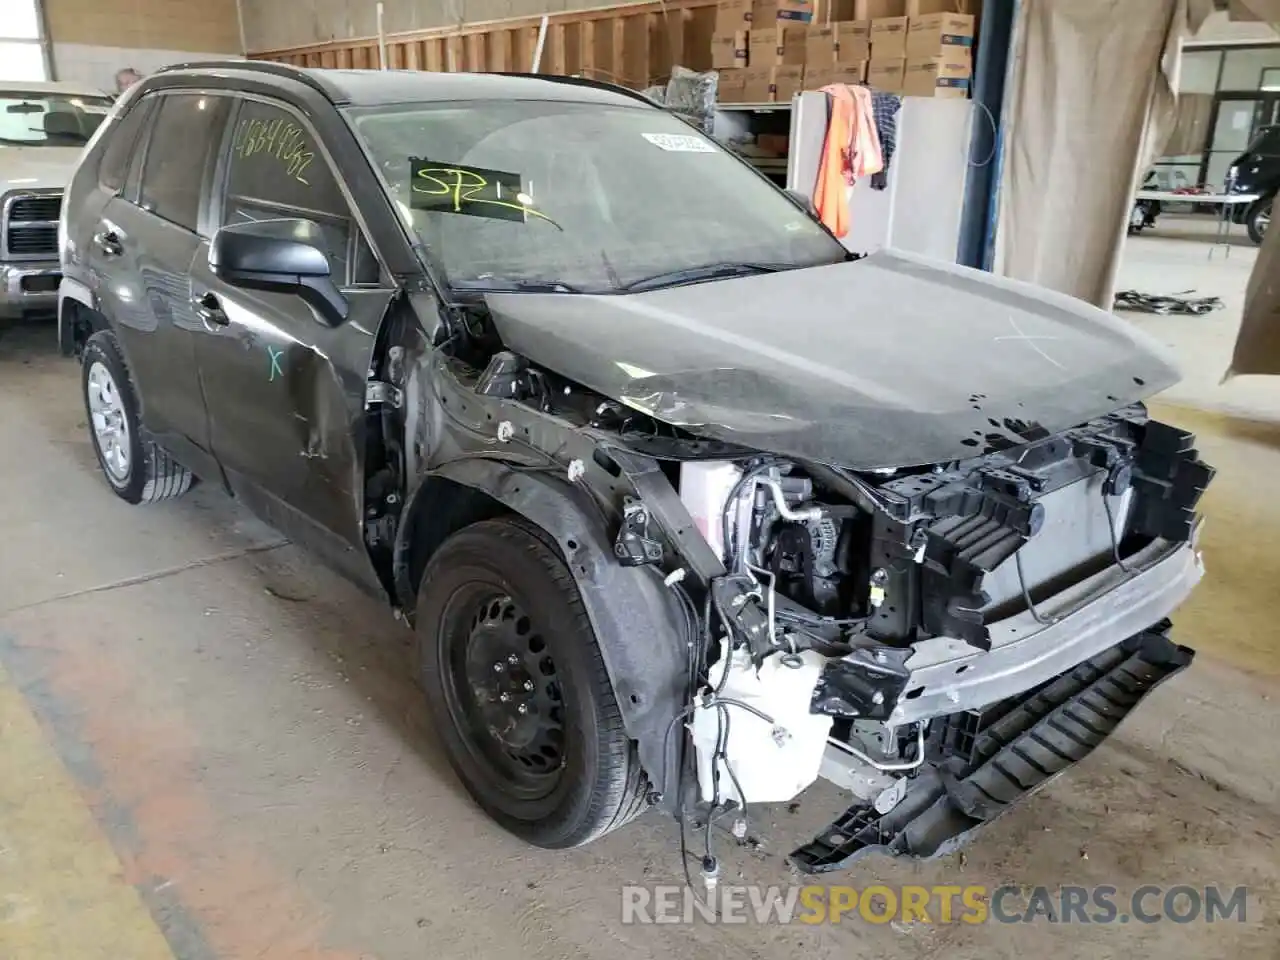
left=492, top=72, right=657, bottom=108
left=153, top=60, right=344, bottom=101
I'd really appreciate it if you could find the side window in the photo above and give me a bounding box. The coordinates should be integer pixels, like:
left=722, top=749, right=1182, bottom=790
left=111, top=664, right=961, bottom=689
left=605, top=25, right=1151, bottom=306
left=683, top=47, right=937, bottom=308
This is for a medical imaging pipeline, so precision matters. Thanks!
left=140, top=94, right=230, bottom=233
left=98, top=98, right=155, bottom=193
left=223, top=100, right=363, bottom=285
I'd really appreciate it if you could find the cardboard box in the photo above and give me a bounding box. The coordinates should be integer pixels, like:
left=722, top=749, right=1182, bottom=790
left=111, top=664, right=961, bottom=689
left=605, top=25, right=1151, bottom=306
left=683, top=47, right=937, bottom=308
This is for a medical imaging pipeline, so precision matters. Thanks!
left=870, top=15, right=909, bottom=56
left=905, top=0, right=967, bottom=14
left=751, top=0, right=814, bottom=26
left=804, top=62, right=867, bottom=88
left=741, top=65, right=775, bottom=101
left=805, top=24, right=837, bottom=66
left=866, top=56, right=905, bottom=90
left=774, top=65, right=806, bottom=100
left=740, top=65, right=805, bottom=102
left=827, top=0, right=904, bottom=17
left=715, top=0, right=754, bottom=33
left=906, top=12, right=974, bottom=55
left=756, top=132, right=791, bottom=156
left=834, top=20, right=871, bottom=63
left=749, top=26, right=807, bottom=66
left=903, top=53, right=970, bottom=96
left=717, top=68, right=749, bottom=101
left=712, top=31, right=751, bottom=68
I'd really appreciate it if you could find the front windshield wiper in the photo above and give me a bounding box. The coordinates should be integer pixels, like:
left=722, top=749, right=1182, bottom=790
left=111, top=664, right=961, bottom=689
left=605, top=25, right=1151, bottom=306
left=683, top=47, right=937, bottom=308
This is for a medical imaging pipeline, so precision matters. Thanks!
left=450, top=278, right=583, bottom=294
left=621, top=261, right=789, bottom=293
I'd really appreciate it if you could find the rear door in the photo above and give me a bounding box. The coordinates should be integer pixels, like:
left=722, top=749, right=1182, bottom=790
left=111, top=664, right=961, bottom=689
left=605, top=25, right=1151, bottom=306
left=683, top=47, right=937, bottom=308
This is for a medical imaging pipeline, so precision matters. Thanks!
left=190, top=95, right=394, bottom=591
left=92, top=92, right=231, bottom=477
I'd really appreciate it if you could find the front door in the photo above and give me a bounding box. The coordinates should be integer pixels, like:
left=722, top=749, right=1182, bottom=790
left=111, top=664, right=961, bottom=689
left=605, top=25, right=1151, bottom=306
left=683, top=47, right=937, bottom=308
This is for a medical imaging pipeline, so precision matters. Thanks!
left=192, top=97, right=394, bottom=592
left=91, top=92, right=232, bottom=478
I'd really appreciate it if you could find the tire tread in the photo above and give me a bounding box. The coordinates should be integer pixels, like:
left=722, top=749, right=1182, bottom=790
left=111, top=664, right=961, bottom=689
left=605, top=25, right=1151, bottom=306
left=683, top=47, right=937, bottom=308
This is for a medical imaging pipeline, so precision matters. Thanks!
left=83, top=329, right=193, bottom=505
left=419, top=516, right=649, bottom=847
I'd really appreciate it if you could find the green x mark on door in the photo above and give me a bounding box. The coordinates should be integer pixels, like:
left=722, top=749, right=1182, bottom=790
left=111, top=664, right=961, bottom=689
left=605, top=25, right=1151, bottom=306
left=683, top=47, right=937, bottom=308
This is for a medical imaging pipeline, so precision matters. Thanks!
left=267, top=346, right=284, bottom=382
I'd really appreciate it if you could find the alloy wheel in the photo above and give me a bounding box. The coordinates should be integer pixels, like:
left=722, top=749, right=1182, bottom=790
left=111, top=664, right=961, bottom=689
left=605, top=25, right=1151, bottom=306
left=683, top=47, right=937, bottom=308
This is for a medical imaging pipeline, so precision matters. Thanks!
left=86, top=361, right=131, bottom=482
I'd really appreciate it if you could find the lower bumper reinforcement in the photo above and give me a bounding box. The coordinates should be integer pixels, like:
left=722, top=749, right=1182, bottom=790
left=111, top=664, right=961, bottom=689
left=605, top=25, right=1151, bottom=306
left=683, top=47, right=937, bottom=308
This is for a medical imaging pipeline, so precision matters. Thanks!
left=790, top=623, right=1192, bottom=873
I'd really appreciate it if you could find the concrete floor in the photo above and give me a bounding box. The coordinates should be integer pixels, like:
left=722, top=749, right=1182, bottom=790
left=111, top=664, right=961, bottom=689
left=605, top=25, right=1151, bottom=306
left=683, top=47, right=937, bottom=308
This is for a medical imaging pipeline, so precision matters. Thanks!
left=2, top=227, right=1279, bottom=958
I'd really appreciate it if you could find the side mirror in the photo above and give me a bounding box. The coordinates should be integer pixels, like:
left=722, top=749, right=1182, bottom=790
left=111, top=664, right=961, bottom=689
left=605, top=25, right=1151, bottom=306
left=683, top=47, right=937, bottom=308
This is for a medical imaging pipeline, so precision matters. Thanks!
left=209, top=218, right=348, bottom=325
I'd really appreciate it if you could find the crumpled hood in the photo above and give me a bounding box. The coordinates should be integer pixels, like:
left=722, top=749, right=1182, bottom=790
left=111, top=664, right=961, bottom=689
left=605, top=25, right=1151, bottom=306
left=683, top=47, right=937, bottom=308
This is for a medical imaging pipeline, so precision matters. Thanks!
left=483, top=249, right=1180, bottom=469
left=0, top=147, right=84, bottom=193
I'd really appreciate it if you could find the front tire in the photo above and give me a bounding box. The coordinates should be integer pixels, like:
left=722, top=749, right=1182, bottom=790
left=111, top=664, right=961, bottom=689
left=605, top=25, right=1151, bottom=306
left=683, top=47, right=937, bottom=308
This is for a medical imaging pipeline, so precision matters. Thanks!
left=81, top=330, right=193, bottom=504
left=1246, top=195, right=1273, bottom=246
left=416, top=516, right=648, bottom=848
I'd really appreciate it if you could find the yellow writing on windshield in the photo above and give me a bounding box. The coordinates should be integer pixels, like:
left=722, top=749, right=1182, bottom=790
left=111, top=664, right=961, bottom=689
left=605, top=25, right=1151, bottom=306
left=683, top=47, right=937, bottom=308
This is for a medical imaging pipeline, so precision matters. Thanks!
left=410, top=163, right=553, bottom=225
left=235, top=116, right=314, bottom=185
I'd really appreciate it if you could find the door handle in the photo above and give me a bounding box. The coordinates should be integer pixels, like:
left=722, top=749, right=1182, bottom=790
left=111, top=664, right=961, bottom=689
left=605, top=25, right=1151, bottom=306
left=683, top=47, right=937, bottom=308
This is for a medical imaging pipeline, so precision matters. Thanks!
left=192, top=291, right=229, bottom=328
left=93, top=230, right=123, bottom=258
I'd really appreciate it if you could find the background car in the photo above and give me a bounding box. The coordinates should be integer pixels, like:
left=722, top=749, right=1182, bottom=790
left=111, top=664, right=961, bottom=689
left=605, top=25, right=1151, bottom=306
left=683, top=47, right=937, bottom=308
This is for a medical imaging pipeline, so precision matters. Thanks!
left=0, top=81, right=112, bottom=325
left=1227, top=123, right=1279, bottom=245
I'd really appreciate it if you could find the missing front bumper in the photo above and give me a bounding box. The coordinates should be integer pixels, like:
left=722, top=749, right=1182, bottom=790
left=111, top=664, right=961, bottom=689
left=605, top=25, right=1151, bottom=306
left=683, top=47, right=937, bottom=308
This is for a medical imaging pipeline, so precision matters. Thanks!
left=790, top=622, right=1192, bottom=874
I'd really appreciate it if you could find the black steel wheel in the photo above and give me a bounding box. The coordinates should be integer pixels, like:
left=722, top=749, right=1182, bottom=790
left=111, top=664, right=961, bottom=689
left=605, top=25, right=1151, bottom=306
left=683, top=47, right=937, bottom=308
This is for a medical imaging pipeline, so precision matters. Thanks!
left=441, top=588, right=568, bottom=797
left=416, top=516, right=648, bottom=848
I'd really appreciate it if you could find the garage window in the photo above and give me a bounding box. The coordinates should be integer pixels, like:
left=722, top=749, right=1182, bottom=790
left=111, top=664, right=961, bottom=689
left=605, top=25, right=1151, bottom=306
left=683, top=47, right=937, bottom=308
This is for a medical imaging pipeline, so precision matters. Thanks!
left=0, top=0, right=47, bottom=83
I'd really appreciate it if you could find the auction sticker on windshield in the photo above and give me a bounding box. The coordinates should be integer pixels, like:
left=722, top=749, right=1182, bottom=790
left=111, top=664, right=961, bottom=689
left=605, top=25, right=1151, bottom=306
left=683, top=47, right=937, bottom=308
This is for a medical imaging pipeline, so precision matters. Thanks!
left=408, top=157, right=527, bottom=222
left=641, top=133, right=716, bottom=153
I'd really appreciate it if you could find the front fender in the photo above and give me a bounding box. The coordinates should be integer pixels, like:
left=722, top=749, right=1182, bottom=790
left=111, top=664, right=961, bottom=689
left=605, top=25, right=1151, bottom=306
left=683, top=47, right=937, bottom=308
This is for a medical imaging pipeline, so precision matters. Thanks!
left=420, top=458, right=688, bottom=804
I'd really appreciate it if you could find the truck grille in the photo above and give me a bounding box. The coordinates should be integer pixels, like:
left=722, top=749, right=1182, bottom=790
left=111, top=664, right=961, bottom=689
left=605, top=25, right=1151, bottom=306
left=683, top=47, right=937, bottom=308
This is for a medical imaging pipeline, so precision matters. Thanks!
left=3, top=191, right=62, bottom=260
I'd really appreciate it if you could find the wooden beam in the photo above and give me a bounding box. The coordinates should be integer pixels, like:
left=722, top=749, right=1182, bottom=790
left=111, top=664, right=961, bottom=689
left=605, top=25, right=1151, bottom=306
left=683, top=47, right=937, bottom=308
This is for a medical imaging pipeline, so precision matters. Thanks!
left=424, top=38, right=444, bottom=71
left=247, top=0, right=717, bottom=59
left=543, top=23, right=567, bottom=74
left=465, top=33, right=486, bottom=71
left=622, top=14, right=649, bottom=87
left=488, top=30, right=513, bottom=72
left=445, top=34, right=463, bottom=71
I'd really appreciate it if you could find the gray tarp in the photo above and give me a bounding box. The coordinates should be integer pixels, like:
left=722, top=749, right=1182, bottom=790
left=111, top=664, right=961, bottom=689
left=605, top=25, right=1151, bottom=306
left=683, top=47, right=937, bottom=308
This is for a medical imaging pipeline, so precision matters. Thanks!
left=993, top=0, right=1212, bottom=307
left=1229, top=1, right=1280, bottom=377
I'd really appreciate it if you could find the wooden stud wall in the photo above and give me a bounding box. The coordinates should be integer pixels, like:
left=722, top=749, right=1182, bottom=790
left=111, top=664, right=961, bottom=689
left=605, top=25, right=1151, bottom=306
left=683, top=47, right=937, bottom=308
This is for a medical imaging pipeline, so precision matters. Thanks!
left=250, top=0, right=717, bottom=91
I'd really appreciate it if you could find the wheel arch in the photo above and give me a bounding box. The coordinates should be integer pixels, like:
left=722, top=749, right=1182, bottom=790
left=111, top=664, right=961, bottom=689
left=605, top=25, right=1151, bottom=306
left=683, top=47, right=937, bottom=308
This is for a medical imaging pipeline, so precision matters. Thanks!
left=395, top=458, right=688, bottom=802
left=58, top=278, right=107, bottom=357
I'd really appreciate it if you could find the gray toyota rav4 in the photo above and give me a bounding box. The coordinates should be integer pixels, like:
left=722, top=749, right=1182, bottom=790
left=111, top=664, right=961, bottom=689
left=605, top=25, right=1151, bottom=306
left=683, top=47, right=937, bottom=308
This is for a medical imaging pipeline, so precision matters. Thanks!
left=58, top=61, right=1213, bottom=873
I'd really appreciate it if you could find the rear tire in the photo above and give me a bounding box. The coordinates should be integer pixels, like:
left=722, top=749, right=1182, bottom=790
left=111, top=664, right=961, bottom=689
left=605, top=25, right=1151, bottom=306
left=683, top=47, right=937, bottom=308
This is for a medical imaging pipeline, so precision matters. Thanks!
left=81, top=330, right=193, bottom=505
left=416, top=516, right=648, bottom=848
left=1246, top=195, right=1273, bottom=246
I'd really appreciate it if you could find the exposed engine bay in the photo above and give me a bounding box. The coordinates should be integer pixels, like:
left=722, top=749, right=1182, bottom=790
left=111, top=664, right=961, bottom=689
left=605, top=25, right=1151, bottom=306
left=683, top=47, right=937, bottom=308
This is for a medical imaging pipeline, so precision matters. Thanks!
left=413, top=319, right=1214, bottom=875
left=669, top=410, right=1211, bottom=872
left=363, top=250, right=1222, bottom=884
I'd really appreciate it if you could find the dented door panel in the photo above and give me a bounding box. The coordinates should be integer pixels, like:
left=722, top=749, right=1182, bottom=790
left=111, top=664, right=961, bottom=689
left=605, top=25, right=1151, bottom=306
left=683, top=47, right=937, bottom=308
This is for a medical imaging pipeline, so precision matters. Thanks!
left=189, top=243, right=393, bottom=592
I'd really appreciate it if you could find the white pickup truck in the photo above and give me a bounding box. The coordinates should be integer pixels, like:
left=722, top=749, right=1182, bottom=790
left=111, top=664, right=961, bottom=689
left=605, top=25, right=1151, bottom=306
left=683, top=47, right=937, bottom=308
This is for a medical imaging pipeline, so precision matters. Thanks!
left=0, top=81, right=112, bottom=321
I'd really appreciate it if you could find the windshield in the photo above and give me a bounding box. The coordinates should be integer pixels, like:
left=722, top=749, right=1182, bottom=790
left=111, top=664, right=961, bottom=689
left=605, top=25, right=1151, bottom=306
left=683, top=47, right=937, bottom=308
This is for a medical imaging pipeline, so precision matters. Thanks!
left=0, top=92, right=113, bottom=147
left=344, top=99, right=846, bottom=293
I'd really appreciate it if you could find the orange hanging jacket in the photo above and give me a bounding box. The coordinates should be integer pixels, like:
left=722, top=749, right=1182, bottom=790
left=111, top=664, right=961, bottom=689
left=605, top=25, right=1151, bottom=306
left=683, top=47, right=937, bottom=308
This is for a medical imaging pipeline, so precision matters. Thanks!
left=812, top=84, right=885, bottom=238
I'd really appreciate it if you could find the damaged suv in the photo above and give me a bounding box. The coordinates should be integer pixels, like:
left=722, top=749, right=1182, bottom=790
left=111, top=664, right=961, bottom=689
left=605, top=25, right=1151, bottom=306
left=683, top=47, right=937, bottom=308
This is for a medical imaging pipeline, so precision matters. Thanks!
left=59, top=62, right=1213, bottom=871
